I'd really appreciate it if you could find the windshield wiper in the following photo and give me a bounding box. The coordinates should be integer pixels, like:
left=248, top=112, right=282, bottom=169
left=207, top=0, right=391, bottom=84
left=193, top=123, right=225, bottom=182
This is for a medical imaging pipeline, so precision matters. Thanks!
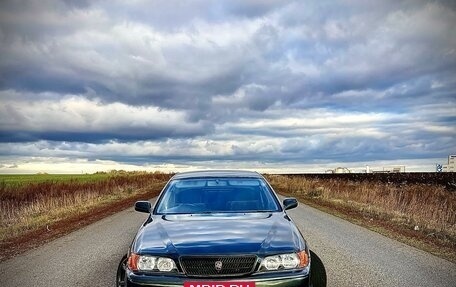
left=250, top=210, right=273, bottom=213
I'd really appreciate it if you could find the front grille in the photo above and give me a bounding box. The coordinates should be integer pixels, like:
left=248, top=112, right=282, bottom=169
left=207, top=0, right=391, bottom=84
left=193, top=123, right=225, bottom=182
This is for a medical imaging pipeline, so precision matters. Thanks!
left=180, top=255, right=257, bottom=277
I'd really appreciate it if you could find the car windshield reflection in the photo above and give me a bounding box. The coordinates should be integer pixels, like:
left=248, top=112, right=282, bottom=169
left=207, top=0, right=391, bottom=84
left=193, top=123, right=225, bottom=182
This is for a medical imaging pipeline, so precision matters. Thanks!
left=155, top=178, right=281, bottom=215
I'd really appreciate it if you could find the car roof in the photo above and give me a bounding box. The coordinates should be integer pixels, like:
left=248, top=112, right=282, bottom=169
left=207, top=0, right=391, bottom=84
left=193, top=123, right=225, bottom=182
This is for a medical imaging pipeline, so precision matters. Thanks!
left=171, top=170, right=263, bottom=180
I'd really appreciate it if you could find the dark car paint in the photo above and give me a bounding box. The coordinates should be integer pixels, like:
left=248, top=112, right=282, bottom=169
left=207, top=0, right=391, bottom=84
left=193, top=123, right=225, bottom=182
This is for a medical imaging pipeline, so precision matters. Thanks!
left=170, top=170, right=263, bottom=180
left=126, top=269, right=310, bottom=287
left=134, top=201, right=151, bottom=213
left=132, top=212, right=306, bottom=256
left=125, top=171, right=312, bottom=286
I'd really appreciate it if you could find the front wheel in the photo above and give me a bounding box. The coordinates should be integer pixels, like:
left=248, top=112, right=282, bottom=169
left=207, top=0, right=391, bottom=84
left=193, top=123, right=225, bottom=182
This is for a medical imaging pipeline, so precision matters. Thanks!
left=309, top=250, right=327, bottom=287
left=116, top=254, right=128, bottom=287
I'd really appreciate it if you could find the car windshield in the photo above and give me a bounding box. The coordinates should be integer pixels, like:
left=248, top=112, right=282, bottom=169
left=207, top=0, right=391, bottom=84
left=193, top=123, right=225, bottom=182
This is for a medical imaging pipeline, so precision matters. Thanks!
left=155, top=177, right=281, bottom=214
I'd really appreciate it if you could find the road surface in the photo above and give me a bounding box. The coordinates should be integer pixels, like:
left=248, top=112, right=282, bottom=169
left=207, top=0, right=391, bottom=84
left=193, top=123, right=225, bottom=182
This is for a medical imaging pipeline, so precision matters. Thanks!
left=1, top=198, right=455, bottom=286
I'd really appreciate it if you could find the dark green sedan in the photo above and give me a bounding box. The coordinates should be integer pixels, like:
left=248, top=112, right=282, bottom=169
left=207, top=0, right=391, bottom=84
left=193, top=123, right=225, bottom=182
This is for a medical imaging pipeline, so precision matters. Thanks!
left=117, top=170, right=326, bottom=287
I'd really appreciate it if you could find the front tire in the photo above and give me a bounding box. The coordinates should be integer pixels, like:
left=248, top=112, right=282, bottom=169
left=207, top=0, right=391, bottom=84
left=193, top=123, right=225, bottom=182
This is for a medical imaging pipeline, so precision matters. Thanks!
left=310, top=250, right=327, bottom=287
left=116, top=254, right=128, bottom=287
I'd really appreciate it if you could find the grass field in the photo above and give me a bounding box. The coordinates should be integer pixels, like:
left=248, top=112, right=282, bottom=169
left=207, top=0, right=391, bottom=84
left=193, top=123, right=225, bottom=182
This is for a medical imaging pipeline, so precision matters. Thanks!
left=0, top=171, right=172, bottom=257
left=266, top=174, right=456, bottom=262
left=1, top=171, right=455, bottom=263
left=0, top=173, right=112, bottom=186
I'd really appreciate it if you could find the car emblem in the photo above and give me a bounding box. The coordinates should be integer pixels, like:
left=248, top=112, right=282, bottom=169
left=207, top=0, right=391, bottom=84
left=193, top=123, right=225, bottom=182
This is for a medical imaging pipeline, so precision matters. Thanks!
left=215, top=260, right=223, bottom=271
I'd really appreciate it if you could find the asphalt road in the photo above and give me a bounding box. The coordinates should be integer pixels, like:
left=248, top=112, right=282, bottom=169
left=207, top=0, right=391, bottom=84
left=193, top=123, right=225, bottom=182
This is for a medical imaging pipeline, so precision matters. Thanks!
left=286, top=201, right=456, bottom=287
left=1, top=198, right=455, bottom=287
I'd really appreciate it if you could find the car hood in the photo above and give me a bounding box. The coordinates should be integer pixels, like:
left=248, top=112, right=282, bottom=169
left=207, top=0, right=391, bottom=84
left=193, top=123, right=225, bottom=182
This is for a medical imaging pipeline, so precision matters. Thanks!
left=132, top=212, right=305, bottom=256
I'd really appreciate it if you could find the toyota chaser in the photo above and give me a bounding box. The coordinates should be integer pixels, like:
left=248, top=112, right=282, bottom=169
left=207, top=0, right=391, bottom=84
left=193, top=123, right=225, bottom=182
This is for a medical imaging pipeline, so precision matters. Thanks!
left=117, top=170, right=326, bottom=287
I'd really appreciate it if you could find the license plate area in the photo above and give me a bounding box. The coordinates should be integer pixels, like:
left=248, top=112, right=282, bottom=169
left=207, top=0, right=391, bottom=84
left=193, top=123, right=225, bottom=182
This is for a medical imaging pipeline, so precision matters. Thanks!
left=184, top=281, right=255, bottom=287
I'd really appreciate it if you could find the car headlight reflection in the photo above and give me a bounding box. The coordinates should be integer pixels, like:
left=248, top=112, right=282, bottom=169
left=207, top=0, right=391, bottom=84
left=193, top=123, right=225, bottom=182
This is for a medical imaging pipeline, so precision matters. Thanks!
left=128, top=253, right=176, bottom=272
left=261, top=251, right=308, bottom=271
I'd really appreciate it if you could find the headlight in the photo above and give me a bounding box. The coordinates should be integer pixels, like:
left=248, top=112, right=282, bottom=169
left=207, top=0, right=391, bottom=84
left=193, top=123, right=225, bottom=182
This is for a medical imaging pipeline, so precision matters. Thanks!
left=138, top=255, right=156, bottom=270
left=157, top=257, right=175, bottom=272
left=128, top=253, right=176, bottom=272
left=261, top=251, right=309, bottom=271
left=282, top=253, right=300, bottom=268
left=263, top=255, right=281, bottom=270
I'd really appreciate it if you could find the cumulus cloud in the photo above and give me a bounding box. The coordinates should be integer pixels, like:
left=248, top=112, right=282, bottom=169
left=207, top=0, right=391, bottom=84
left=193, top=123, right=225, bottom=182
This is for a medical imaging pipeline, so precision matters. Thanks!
left=0, top=91, right=212, bottom=142
left=0, top=0, right=455, bottom=172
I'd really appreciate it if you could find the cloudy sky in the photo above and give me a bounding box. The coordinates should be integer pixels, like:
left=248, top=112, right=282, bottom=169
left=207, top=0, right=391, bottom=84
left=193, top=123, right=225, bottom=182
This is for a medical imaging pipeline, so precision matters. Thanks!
left=0, top=0, right=455, bottom=174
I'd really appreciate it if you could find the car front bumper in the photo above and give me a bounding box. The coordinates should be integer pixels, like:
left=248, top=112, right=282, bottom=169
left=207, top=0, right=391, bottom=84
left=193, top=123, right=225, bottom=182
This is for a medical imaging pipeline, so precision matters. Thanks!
left=126, top=269, right=310, bottom=287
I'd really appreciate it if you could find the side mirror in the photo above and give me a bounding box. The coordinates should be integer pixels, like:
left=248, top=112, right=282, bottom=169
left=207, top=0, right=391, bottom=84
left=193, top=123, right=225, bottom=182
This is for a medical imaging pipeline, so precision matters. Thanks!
left=283, top=198, right=298, bottom=210
left=135, top=201, right=151, bottom=213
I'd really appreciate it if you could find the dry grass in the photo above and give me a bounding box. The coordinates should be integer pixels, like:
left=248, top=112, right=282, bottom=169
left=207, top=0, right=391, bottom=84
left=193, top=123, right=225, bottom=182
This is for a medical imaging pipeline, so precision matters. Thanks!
left=266, top=174, right=456, bottom=257
left=2, top=171, right=455, bottom=262
left=0, top=171, right=171, bottom=242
